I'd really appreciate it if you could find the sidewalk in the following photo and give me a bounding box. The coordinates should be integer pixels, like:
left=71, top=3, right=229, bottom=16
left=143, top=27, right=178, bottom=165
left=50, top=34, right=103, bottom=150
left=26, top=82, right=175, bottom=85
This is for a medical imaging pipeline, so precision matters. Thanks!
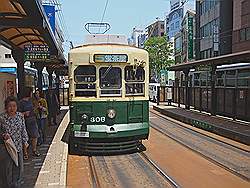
left=153, top=104, right=250, bottom=145
left=22, top=107, right=69, bottom=188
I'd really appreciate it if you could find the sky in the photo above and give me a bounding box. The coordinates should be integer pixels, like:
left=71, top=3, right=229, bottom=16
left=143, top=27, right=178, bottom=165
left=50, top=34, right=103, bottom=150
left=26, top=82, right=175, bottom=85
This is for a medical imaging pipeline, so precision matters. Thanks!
left=60, top=0, right=195, bottom=50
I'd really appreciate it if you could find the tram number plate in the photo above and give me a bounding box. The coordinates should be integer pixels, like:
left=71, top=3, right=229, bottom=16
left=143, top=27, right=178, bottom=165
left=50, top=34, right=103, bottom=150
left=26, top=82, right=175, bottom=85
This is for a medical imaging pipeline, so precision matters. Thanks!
left=74, top=131, right=89, bottom=138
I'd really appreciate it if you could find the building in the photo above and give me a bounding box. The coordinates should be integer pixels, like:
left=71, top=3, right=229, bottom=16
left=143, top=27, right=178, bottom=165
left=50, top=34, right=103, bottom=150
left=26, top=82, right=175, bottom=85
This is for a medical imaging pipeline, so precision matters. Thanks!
left=232, top=0, right=250, bottom=53
left=166, top=5, right=184, bottom=40
left=146, top=20, right=165, bottom=39
left=195, top=0, right=233, bottom=60
left=128, top=28, right=144, bottom=47
left=174, top=10, right=195, bottom=64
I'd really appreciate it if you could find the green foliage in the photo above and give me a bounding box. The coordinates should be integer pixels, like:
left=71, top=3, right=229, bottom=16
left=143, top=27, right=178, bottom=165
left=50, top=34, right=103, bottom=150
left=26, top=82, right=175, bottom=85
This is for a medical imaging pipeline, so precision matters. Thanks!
left=144, top=36, right=174, bottom=77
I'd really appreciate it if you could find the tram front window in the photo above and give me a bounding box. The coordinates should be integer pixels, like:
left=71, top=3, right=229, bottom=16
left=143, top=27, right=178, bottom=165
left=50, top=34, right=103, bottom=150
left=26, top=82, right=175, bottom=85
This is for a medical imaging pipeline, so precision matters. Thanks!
left=125, top=66, right=145, bottom=96
left=99, top=67, right=122, bottom=96
left=74, top=65, right=96, bottom=97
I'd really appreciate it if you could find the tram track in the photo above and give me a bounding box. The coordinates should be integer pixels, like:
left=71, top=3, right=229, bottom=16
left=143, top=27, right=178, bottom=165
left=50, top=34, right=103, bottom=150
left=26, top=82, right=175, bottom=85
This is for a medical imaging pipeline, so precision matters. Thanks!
left=150, top=109, right=249, bottom=153
left=88, top=156, right=101, bottom=188
left=149, top=109, right=250, bottom=181
left=138, top=151, right=180, bottom=188
left=87, top=153, right=179, bottom=188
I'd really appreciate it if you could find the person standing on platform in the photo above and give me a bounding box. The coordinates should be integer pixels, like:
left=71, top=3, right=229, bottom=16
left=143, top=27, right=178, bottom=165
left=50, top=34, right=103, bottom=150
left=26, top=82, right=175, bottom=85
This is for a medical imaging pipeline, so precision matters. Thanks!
left=46, top=87, right=59, bottom=126
left=0, top=96, right=29, bottom=188
left=0, top=118, right=13, bottom=188
left=34, top=90, right=48, bottom=145
left=19, top=88, right=40, bottom=158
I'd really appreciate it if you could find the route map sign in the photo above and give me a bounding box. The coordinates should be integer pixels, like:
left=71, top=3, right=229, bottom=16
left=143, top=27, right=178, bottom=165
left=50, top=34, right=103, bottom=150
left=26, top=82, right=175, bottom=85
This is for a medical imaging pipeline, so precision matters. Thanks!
left=24, top=45, right=50, bottom=61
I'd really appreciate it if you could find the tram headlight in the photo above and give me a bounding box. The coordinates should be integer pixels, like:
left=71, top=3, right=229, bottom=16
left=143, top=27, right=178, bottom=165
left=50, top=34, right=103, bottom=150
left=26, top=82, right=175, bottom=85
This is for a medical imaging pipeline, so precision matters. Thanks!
left=107, top=109, right=116, bottom=119
left=81, top=114, right=88, bottom=121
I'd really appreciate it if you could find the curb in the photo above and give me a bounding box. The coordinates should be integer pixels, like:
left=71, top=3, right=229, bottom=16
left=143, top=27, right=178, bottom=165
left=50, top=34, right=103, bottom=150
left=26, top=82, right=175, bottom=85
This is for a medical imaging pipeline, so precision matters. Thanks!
left=153, top=105, right=250, bottom=145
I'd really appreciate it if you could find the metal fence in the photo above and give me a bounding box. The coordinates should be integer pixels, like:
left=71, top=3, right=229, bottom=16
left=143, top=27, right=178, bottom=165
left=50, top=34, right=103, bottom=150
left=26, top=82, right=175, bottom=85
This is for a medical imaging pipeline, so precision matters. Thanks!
left=158, top=86, right=250, bottom=122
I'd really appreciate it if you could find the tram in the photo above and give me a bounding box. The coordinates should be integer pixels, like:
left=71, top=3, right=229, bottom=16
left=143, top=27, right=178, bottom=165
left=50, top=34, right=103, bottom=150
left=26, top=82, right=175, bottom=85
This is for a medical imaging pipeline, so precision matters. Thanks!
left=68, top=34, right=149, bottom=154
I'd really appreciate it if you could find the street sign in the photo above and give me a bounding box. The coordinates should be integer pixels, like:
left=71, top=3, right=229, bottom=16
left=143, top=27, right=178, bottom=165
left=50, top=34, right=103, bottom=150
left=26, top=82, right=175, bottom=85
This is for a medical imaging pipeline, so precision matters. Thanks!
left=24, top=44, right=50, bottom=61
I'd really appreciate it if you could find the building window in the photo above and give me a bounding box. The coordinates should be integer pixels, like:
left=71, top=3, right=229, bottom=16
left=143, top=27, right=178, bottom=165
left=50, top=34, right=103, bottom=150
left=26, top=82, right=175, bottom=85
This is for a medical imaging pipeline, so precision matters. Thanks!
left=160, top=24, right=164, bottom=29
left=175, top=21, right=179, bottom=29
left=240, top=27, right=250, bottom=41
left=240, top=29, right=246, bottom=41
left=246, top=28, right=250, bottom=40
left=170, top=23, right=174, bottom=30
left=5, top=54, right=11, bottom=58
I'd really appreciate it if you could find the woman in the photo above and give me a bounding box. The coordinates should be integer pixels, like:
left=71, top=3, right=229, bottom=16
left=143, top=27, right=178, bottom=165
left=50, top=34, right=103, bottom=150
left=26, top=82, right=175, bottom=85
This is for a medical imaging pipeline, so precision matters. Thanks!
left=34, top=90, right=48, bottom=145
left=19, top=87, right=40, bottom=158
left=0, top=118, right=13, bottom=188
left=0, top=96, right=29, bottom=188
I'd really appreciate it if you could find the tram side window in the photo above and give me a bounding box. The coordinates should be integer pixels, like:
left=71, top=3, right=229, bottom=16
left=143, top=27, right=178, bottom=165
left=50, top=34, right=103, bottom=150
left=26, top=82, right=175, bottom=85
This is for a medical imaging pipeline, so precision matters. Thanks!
left=99, top=67, right=122, bottom=96
left=238, top=69, right=250, bottom=87
left=125, top=66, right=145, bottom=96
left=74, top=65, right=96, bottom=97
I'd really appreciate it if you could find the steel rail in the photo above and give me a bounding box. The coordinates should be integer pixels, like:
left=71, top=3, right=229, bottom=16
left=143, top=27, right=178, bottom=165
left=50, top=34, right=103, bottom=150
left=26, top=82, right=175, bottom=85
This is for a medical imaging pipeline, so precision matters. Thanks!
left=88, top=156, right=101, bottom=188
left=149, top=112, right=250, bottom=181
left=150, top=109, right=249, bottom=153
left=138, top=152, right=180, bottom=188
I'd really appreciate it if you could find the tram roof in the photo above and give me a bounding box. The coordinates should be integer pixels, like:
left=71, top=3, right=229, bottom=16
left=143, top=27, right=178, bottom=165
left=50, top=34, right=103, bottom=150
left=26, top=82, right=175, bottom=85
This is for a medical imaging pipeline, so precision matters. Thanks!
left=70, top=43, right=148, bottom=54
left=168, top=50, right=250, bottom=71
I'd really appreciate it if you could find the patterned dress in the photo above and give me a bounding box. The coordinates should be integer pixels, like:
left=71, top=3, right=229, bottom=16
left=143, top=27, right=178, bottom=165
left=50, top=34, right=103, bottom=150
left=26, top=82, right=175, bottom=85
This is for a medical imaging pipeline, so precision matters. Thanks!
left=0, top=112, right=29, bottom=152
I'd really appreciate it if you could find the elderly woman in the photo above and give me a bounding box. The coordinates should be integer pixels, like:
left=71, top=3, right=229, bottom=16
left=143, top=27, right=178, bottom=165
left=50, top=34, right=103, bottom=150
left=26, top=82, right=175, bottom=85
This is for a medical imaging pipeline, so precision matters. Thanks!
left=0, top=118, right=13, bottom=188
left=0, top=96, right=29, bottom=188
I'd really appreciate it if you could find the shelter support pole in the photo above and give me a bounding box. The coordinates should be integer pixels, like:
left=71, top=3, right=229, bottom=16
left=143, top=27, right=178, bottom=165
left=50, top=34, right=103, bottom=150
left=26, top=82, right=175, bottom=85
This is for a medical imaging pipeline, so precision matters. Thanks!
left=34, top=62, right=44, bottom=91
left=175, top=78, right=180, bottom=107
left=184, top=69, right=190, bottom=110
left=211, top=64, right=217, bottom=115
left=55, top=71, right=60, bottom=108
left=12, top=49, right=25, bottom=99
left=47, top=67, right=54, bottom=87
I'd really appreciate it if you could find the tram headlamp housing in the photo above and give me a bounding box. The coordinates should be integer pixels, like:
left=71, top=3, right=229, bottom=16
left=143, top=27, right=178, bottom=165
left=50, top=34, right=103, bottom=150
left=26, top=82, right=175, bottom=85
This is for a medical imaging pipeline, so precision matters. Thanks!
left=81, top=114, right=88, bottom=121
left=107, top=109, right=116, bottom=119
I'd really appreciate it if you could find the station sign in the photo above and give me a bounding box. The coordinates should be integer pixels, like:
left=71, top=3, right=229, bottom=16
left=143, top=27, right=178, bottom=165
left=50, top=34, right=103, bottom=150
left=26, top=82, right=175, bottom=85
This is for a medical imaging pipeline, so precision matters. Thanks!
left=24, top=45, right=50, bottom=61
left=94, top=54, right=128, bottom=63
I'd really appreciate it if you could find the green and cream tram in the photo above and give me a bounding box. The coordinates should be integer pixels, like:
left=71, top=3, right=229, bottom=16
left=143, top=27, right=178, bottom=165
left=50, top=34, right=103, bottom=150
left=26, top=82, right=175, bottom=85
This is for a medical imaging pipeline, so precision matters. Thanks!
left=68, top=35, right=149, bottom=154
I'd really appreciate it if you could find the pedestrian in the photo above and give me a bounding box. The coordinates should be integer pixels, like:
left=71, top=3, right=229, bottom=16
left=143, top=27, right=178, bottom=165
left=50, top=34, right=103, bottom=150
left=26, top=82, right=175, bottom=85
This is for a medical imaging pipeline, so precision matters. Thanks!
left=0, top=96, right=29, bottom=188
left=46, top=87, right=59, bottom=126
left=0, top=118, right=13, bottom=188
left=34, top=89, right=48, bottom=145
left=19, top=87, right=40, bottom=158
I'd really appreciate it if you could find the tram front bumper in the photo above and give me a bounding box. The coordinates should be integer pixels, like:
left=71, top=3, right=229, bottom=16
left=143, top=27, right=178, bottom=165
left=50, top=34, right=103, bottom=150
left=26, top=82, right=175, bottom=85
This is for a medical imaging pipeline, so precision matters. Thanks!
left=71, top=122, right=149, bottom=139
left=68, top=122, right=149, bottom=154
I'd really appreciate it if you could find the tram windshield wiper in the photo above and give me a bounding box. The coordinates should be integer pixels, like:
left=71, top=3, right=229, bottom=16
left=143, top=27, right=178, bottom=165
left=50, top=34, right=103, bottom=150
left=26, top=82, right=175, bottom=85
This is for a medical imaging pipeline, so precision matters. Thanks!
left=102, top=65, right=113, bottom=79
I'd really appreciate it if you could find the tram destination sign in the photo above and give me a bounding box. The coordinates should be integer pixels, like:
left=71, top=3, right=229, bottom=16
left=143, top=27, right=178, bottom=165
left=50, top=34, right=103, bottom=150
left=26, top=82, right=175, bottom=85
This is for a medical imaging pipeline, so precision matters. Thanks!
left=24, top=45, right=50, bottom=61
left=94, top=54, right=128, bottom=63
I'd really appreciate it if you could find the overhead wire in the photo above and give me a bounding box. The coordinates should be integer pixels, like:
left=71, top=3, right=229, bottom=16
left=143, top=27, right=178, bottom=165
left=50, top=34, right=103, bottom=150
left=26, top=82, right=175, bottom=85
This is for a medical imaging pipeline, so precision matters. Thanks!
left=99, top=0, right=109, bottom=33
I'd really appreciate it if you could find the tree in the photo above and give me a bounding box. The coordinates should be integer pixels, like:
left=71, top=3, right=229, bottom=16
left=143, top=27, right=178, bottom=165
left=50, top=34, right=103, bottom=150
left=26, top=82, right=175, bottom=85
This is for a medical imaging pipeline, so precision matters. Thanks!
left=144, top=36, right=174, bottom=79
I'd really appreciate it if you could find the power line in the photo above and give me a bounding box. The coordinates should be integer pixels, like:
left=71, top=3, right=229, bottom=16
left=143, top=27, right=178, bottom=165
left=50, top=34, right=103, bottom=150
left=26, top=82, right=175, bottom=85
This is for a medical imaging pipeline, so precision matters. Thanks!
left=100, top=0, right=109, bottom=24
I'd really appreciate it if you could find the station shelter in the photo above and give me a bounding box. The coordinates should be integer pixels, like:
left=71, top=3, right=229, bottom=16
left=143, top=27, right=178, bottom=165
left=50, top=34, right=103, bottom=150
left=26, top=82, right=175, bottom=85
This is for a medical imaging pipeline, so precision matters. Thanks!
left=165, top=50, right=250, bottom=122
left=0, top=0, right=68, bottom=107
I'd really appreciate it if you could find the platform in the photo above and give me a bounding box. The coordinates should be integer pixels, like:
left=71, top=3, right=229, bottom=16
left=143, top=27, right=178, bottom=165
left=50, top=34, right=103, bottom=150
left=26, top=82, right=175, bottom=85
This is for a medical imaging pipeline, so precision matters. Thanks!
left=22, top=107, right=69, bottom=188
left=153, top=104, right=250, bottom=145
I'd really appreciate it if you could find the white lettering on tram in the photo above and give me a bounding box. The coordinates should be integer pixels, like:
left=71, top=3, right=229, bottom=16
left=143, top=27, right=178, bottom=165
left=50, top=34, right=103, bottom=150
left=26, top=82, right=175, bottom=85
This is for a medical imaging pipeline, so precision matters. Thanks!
left=90, top=117, right=106, bottom=123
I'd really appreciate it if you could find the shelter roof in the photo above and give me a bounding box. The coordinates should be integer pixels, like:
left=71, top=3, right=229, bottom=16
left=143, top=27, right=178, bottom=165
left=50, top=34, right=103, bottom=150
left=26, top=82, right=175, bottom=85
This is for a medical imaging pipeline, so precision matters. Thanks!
left=0, top=0, right=66, bottom=64
left=169, top=50, right=250, bottom=71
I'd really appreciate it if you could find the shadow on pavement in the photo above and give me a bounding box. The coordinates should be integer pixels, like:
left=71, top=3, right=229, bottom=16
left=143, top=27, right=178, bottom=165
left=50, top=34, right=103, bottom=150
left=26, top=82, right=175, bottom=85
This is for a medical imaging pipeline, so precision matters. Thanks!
left=22, top=109, right=68, bottom=188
